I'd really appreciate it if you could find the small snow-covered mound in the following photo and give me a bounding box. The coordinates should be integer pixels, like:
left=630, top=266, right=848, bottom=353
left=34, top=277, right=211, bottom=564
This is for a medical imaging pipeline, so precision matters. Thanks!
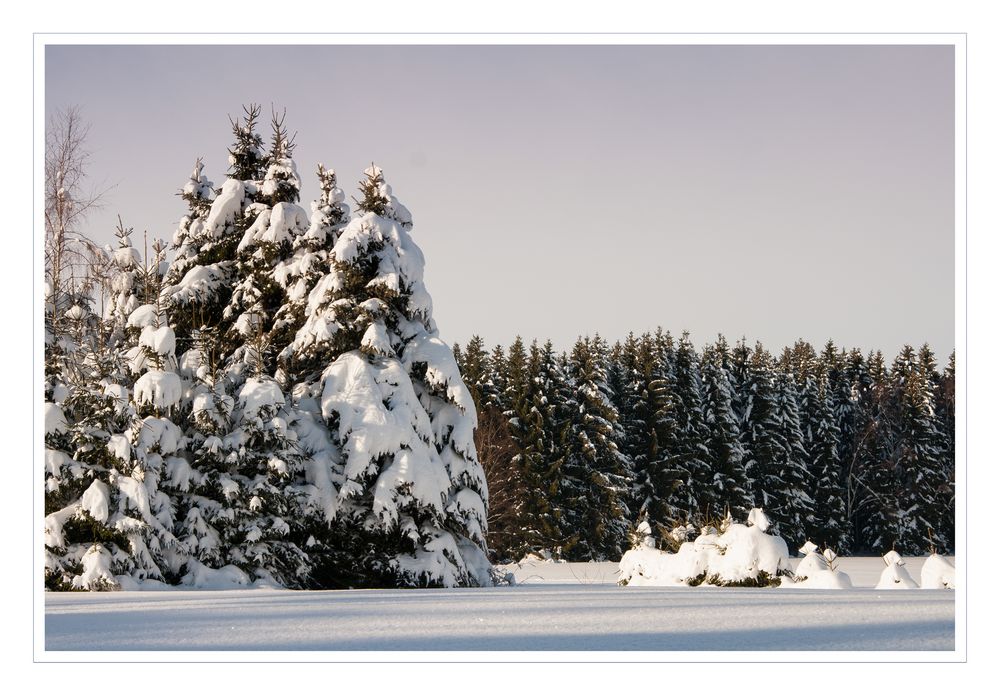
left=920, top=553, right=956, bottom=589
left=875, top=550, right=918, bottom=589
left=788, top=546, right=853, bottom=589
left=181, top=560, right=251, bottom=589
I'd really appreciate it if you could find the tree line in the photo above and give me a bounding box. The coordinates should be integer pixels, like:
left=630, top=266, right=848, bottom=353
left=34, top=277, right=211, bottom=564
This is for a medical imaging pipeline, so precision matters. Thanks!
left=455, top=332, right=955, bottom=562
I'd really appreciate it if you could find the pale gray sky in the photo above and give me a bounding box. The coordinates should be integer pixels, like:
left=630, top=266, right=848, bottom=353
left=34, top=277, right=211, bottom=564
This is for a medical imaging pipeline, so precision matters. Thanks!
left=45, top=44, right=955, bottom=360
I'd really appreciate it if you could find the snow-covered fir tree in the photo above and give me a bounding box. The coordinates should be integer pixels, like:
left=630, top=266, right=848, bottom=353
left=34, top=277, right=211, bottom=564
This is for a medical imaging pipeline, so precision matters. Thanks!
left=624, top=332, right=684, bottom=543
left=274, top=163, right=350, bottom=388
left=665, top=332, right=715, bottom=518
left=801, top=372, right=849, bottom=551
left=291, top=165, right=490, bottom=587
left=700, top=336, right=752, bottom=520
left=556, top=336, right=630, bottom=561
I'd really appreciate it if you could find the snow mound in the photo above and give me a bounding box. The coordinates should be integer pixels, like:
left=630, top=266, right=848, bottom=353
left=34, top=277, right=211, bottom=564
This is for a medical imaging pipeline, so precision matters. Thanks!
left=920, top=553, right=956, bottom=589
left=181, top=560, right=251, bottom=589
left=876, top=550, right=918, bottom=589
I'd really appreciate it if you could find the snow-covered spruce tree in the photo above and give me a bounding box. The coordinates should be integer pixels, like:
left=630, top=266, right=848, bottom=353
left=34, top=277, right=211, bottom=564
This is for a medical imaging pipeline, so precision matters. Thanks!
left=164, top=105, right=267, bottom=366
left=488, top=343, right=509, bottom=412
left=158, top=110, right=314, bottom=587
left=626, top=332, right=684, bottom=544
left=291, top=165, right=490, bottom=587
left=44, top=298, right=141, bottom=590
left=224, top=111, right=309, bottom=381
left=665, top=332, right=715, bottom=519
left=456, top=335, right=500, bottom=413
left=771, top=370, right=816, bottom=544
left=502, top=336, right=530, bottom=422
left=700, top=336, right=752, bottom=521
left=931, top=350, right=956, bottom=552
left=884, top=345, right=950, bottom=554
left=556, top=336, right=630, bottom=561
left=512, top=339, right=569, bottom=558
left=104, top=216, right=145, bottom=343
left=801, top=373, right=849, bottom=551
left=120, top=239, right=194, bottom=581
left=273, top=163, right=350, bottom=388
left=849, top=349, right=897, bottom=553
left=740, top=343, right=814, bottom=545
left=162, top=159, right=215, bottom=293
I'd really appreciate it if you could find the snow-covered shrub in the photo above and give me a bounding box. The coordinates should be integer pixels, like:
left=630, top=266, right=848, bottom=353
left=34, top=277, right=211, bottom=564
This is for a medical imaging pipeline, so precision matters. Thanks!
left=786, top=541, right=853, bottom=589
left=920, top=553, right=956, bottom=589
left=875, top=550, right=918, bottom=589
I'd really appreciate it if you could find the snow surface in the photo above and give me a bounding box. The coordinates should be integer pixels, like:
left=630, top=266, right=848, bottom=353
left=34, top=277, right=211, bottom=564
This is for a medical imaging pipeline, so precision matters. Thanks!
left=44, top=558, right=955, bottom=651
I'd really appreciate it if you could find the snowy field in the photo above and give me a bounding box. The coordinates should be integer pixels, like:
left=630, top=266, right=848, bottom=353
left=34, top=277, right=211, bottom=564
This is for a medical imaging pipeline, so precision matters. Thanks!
left=44, top=556, right=955, bottom=653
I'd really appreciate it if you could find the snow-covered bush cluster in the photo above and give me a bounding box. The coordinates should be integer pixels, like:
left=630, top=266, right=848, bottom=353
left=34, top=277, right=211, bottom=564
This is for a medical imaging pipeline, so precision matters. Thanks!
left=44, top=106, right=489, bottom=591
left=619, top=509, right=793, bottom=587
left=619, top=512, right=955, bottom=590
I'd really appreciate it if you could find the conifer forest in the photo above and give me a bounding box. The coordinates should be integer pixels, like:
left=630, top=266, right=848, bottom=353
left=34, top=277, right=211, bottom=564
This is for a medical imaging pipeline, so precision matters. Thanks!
left=43, top=106, right=955, bottom=592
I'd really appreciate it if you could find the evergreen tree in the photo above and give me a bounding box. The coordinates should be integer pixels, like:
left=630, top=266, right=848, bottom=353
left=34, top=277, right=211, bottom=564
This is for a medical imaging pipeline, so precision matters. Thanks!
left=162, top=158, right=215, bottom=293
left=457, top=335, right=498, bottom=413
left=851, top=350, right=897, bottom=553
left=885, top=345, right=950, bottom=553
left=932, top=351, right=956, bottom=551
left=556, top=336, right=630, bottom=560
left=224, top=112, right=309, bottom=380
left=625, top=333, right=684, bottom=540
left=741, top=343, right=814, bottom=545
left=701, top=336, right=752, bottom=520
left=290, top=165, right=490, bottom=586
left=665, top=332, right=715, bottom=518
left=273, top=164, right=350, bottom=387
left=513, top=339, right=569, bottom=556
left=801, top=373, right=849, bottom=550
left=104, top=216, right=144, bottom=342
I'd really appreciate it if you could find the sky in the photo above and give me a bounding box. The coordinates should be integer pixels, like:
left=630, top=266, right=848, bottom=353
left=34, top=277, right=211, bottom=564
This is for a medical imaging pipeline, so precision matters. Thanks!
left=44, top=43, right=956, bottom=360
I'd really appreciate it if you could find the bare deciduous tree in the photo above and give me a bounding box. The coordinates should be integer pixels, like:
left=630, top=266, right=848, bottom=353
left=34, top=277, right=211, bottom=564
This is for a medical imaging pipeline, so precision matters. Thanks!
left=44, top=106, right=108, bottom=335
left=475, top=405, right=527, bottom=562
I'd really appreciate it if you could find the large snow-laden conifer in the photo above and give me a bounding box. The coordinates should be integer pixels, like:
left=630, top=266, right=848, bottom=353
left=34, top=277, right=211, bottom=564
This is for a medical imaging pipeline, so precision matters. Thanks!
left=292, top=165, right=490, bottom=587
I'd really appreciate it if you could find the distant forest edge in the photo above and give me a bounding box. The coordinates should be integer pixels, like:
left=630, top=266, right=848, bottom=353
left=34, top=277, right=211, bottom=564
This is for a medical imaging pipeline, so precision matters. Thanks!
left=453, top=332, right=955, bottom=562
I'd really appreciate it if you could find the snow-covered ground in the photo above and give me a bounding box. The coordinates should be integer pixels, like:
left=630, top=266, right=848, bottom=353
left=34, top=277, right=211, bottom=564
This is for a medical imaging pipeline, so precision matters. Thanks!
left=44, top=556, right=955, bottom=653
